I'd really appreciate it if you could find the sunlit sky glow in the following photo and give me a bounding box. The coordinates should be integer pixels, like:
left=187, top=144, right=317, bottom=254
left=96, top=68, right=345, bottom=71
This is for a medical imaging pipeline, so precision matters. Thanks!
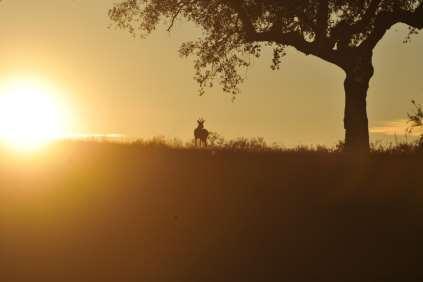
left=0, top=0, right=421, bottom=148
left=370, top=119, right=423, bottom=136
left=0, top=77, right=71, bottom=150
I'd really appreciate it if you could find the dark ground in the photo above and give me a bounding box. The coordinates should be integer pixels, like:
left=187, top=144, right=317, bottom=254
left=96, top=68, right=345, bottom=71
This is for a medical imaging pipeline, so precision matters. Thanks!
left=1, top=141, right=422, bottom=282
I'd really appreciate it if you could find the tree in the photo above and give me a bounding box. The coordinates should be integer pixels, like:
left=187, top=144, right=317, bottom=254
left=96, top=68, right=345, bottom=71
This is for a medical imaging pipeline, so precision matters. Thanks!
left=109, top=0, right=423, bottom=152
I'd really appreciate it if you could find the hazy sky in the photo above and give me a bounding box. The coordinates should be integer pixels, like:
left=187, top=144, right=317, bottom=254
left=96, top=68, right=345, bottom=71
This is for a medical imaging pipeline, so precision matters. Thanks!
left=0, top=0, right=421, bottom=146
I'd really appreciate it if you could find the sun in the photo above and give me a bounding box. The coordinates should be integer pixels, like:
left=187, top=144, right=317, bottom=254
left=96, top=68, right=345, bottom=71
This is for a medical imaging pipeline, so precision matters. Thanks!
left=0, top=78, right=69, bottom=151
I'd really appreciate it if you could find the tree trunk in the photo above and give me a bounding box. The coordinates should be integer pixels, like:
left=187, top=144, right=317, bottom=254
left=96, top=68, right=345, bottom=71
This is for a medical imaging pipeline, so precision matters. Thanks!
left=343, top=54, right=374, bottom=153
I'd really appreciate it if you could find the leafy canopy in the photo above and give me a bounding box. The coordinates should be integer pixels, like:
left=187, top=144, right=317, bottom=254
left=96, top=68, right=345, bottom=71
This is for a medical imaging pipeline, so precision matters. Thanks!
left=109, top=0, right=423, bottom=96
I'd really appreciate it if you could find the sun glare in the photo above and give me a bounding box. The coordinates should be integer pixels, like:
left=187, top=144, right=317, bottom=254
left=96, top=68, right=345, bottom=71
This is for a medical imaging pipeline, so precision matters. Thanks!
left=0, top=78, right=69, bottom=151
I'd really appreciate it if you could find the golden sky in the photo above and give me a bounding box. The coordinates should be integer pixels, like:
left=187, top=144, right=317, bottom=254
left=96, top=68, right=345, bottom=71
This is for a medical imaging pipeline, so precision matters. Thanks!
left=0, top=0, right=421, bottom=146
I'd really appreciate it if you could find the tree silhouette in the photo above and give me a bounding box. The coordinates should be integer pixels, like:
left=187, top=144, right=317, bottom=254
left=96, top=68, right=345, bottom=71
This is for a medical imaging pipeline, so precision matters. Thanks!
left=109, top=0, right=423, bottom=152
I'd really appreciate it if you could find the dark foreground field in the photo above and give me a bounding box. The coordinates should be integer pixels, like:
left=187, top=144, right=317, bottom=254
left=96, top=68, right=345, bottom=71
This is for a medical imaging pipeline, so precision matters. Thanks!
left=1, top=141, right=423, bottom=282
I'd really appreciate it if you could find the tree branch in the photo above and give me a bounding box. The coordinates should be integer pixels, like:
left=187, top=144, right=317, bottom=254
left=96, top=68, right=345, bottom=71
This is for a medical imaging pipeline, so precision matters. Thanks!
left=331, top=0, right=382, bottom=49
left=362, top=3, right=423, bottom=50
left=228, top=0, right=256, bottom=35
left=315, top=0, right=329, bottom=43
left=167, top=4, right=184, bottom=32
left=227, top=0, right=340, bottom=66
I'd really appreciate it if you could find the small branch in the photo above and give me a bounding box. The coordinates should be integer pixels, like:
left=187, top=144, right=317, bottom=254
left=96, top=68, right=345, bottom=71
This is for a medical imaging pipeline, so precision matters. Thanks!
left=167, top=5, right=183, bottom=32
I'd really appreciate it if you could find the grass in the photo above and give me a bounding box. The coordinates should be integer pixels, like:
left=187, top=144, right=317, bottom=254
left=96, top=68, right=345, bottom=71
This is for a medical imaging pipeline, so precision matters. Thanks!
left=1, top=139, right=423, bottom=282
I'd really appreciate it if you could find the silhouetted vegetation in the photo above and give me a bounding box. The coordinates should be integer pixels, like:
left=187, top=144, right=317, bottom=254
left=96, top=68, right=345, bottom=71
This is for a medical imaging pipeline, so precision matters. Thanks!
left=407, top=99, right=423, bottom=146
left=125, top=133, right=423, bottom=154
left=109, top=0, right=423, bottom=152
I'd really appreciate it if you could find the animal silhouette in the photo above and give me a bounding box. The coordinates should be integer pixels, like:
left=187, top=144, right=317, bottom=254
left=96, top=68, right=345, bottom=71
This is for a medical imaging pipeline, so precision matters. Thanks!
left=194, top=118, right=209, bottom=147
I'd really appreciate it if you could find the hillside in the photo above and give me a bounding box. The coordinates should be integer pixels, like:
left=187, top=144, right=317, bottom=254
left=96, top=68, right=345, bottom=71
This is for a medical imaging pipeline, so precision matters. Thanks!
left=1, top=141, right=423, bottom=282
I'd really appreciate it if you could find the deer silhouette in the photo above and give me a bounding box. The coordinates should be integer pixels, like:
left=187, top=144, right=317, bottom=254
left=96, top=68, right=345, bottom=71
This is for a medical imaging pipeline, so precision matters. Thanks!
left=194, top=118, right=209, bottom=147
